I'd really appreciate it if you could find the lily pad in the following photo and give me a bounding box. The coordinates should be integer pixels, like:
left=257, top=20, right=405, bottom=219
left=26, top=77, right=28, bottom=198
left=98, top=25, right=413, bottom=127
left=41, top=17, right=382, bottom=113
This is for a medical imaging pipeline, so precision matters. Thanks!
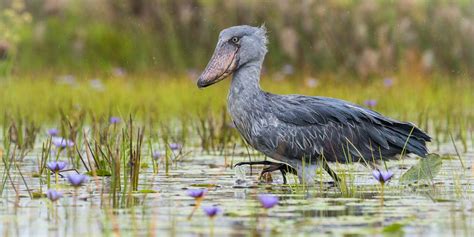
left=190, top=183, right=219, bottom=188
left=137, top=189, right=157, bottom=193
left=32, top=192, right=46, bottom=199
left=31, top=173, right=41, bottom=178
left=85, top=169, right=111, bottom=176
left=382, top=222, right=405, bottom=234
left=399, top=154, right=442, bottom=184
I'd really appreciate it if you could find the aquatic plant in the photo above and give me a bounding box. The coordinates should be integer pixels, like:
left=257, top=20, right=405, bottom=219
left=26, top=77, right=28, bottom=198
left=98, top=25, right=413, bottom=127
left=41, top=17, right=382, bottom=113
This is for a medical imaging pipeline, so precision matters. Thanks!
left=202, top=205, right=221, bottom=236
left=47, top=161, right=67, bottom=185
left=372, top=169, right=394, bottom=206
left=257, top=194, right=279, bottom=209
left=372, top=169, right=394, bottom=185
left=383, top=78, right=394, bottom=88
left=110, top=116, right=120, bottom=124
left=67, top=174, right=88, bottom=187
left=187, top=189, right=207, bottom=220
left=202, top=205, right=221, bottom=218
left=46, top=189, right=62, bottom=202
left=364, top=99, right=377, bottom=108
left=152, top=151, right=162, bottom=161
left=51, top=137, right=74, bottom=148
left=4, top=116, right=39, bottom=158
left=46, top=161, right=67, bottom=173
left=47, top=128, right=59, bottom=136
left=169, top=143, right=182, bottom=151
left=187, top=189, right=207, bottom=199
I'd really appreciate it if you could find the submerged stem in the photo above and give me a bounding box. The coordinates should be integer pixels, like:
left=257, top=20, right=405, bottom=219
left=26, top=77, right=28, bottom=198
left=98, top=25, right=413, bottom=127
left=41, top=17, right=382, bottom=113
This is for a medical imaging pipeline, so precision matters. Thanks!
left=187, top=198, right=202, bottom=220
left=55, top=172, right=59, bottom=188
left=380, top=183, right=385, bottom=206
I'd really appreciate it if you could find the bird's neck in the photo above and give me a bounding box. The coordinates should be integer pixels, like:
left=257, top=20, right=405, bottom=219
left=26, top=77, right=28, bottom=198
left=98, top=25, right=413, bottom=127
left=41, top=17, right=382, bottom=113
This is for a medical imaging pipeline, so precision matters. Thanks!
left=229, top=61, right=264, bottom=98
left=227, top=60, right=265, bottom=135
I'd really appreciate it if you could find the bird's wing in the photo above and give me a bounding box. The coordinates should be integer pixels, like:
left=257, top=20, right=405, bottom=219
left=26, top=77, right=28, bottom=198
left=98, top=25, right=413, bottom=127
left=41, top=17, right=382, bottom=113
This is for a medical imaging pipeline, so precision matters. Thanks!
left=267, top=94, right=430, bottom=162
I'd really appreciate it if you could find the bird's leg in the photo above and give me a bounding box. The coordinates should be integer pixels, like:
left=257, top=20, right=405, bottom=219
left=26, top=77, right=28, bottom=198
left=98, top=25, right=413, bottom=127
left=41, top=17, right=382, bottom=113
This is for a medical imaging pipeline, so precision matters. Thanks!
left=234, top=161, right=297, bottom=184
left=321, top=160, right=340, bottom=186
left=260, top=163, right=298, bottom=184
left=234, top=161, right=277, bottom=178
left=234, top=160, right=279, bottom=167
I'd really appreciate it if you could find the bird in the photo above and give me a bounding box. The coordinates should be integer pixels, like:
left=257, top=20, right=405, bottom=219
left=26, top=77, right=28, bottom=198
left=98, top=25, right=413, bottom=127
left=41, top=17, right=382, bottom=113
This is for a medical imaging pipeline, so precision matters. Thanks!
left=196, top=25, right=431, bottom=185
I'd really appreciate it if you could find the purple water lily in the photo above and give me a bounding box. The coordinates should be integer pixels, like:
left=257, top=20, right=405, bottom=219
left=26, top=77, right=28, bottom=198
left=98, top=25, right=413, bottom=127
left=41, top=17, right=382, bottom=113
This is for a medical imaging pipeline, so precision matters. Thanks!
left=383, top=78, right=394, bottom=87
left=186, top=188, right=208, bottom=220
left=169, top=143, right=182, bottom=151
left=110, top=116, right=121, bottom=124
left=46, top=189, right=63, bottom=202
left=51, top=136, right=74, bottom=148
left=152, top=151, right=162, bottom=160
left=187, top=189, right=207, bottom=199
left=372, top=169, right=394, bottom=184
left=67, top=174, right=88, bottom=187
left=258, top=194, right=279, bottom=209
left=46, top=161, right=67, bottom=172
left=202, top=205, right=222, bottom=218
left=47, top=128, right=59, bottom=136
left=364, top=99, right=377, bottom=107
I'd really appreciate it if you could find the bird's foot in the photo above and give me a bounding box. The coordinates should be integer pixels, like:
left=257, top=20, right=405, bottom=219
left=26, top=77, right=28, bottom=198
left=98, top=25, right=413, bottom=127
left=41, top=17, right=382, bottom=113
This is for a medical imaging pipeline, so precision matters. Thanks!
left=234, top=160, right=279, bottom=167
left=234, top=161, right=297, bottom=184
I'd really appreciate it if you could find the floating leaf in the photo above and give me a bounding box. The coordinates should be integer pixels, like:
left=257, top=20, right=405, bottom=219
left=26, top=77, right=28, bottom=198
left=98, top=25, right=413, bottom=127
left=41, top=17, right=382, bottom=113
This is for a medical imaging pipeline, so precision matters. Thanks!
left=32, top=192, right=46, bottom=199
left=137, top=189, right=157, bottom=194
left=399, top=154, right=442, bottom=184
left=382, top=222, right=405, bottom=234
left=190, top=183, right=219, bottom=188
left=85, top=169, right=111, bottom=176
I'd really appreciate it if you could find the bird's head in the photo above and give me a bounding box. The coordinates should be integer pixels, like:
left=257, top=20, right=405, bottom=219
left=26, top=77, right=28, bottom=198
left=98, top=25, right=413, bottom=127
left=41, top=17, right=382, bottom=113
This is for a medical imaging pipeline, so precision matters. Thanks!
left=197, top=25, right=267, bottom=88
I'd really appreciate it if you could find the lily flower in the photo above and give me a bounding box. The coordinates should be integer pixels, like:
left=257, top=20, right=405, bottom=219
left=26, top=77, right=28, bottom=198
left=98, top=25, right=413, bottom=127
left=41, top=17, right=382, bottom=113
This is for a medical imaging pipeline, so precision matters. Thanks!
left=202, top=205, right=222, bottom=218
left=258, top=194, right=279, bottom=209
left=187, top=189, right=207, bottom=199
left=47, top=128, right=59, bottom=136
left=383, top=78, right=394, bottom=87
left=51, top=137, right=74, bottom=148
left=46, top=189, right=63, bottom=202
left=152, top=151, right=162, bottom=160
left=364, top=99, right=377, bottom=107
left=169, top=143, right=182, bottom=151
left=47, top=161, right=67, bottom=172
left=187, top=189, right=207, bottom=220
left=110, top=116, right=121, bottom=124
left=372, top=169, right=394, bottom=185
left=67, top=174, right=88, bottom=187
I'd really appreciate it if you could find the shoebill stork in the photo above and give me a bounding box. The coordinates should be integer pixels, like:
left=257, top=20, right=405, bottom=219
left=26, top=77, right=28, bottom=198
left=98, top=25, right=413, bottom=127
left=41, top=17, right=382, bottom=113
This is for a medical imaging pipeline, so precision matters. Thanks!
left=196, top=25, right=430, bottom=185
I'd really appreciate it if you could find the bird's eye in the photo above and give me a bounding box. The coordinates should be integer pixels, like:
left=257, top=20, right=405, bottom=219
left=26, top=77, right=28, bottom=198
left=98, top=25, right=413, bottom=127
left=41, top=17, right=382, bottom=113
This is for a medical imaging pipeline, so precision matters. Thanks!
left=231, top=37, right=240, bottom=44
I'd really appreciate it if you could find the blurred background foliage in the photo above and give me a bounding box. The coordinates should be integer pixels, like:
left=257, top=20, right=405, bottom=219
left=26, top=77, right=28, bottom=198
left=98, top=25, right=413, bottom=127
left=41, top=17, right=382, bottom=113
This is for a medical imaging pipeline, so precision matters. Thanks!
left=0, top=0, right=472, bottom=78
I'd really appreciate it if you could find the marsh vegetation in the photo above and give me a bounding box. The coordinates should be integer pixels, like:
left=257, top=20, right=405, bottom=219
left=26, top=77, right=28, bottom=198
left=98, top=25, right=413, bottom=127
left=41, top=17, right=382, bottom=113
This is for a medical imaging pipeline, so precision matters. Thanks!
left=0, top=0, right=473, bottom=236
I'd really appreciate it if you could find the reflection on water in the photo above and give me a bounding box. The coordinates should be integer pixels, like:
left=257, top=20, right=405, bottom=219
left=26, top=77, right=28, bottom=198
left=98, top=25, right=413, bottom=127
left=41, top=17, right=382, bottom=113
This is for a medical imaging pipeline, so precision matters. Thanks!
left=0, top=144, right=473, bottom=236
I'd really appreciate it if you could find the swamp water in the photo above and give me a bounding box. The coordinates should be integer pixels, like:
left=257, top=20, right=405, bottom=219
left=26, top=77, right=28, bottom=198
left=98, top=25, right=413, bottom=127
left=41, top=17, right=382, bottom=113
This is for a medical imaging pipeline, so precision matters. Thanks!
left=0, top=141, right=473, bottom=237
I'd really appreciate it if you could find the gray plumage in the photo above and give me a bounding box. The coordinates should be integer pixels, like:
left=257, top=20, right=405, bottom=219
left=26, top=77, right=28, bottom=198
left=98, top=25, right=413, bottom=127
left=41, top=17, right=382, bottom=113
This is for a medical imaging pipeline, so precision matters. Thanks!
left=198, top=25, right=431, bottom=183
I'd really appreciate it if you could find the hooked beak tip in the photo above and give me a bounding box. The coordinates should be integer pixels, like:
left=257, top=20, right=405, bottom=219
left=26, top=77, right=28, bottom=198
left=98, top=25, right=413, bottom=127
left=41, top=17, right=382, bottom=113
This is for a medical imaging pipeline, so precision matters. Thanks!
left=196, top=78, right=208, bottom=88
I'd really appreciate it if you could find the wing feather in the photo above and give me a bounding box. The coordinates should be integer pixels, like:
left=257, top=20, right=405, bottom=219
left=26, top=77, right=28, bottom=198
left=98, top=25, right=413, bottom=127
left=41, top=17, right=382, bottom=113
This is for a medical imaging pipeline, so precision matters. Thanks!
left=266, top=94, right=430, bottom=162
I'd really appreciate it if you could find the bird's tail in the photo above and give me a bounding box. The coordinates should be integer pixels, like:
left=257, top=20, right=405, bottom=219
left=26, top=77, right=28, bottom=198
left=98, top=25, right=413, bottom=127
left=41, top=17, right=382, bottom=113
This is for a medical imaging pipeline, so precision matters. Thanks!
left=386, top=122, right=431, bottom=157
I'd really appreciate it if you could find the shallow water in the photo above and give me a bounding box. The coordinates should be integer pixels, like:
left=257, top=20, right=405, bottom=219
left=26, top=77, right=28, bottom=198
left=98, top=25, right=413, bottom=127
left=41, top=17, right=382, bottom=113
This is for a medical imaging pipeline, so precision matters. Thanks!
left=0, top=142, right=473, bottom=236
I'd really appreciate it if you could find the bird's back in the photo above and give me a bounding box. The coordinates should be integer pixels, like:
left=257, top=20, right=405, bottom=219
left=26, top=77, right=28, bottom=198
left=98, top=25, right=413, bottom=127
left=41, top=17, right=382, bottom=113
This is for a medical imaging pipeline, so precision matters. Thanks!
left=230, top=92, right=431, bottom=164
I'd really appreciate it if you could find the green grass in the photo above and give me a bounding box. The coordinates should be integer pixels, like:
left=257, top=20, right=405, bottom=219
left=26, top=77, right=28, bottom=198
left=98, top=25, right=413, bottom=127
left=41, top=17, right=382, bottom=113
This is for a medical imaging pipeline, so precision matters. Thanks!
left=1, top=72, right=472, bottom=158
left=0, top=72, right=472, bottom=236
left=1, top=73, right=472, bottom=126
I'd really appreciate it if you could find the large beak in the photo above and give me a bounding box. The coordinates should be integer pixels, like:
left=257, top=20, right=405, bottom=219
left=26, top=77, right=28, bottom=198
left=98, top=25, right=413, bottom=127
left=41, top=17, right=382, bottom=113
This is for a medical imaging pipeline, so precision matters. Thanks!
left=197, top=42, right=239, bottom=88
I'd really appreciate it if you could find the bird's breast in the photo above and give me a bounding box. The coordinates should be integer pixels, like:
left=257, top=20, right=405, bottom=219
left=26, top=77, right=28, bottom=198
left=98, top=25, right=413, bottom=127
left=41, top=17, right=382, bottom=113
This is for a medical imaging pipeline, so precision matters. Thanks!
left=229, top=104, right=279, bottom=149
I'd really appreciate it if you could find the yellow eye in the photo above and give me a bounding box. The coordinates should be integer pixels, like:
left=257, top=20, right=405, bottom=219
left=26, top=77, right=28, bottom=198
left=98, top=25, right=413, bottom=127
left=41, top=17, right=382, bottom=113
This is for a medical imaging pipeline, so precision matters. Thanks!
left=231, top=37, right=240, bottom=44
